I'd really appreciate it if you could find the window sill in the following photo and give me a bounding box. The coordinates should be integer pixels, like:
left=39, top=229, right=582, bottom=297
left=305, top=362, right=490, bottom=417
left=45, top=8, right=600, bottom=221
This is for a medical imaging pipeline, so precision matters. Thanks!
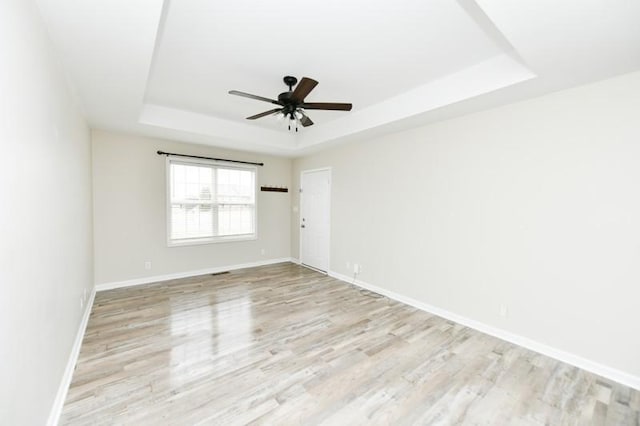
left=167, top=234, right=257, bottom=247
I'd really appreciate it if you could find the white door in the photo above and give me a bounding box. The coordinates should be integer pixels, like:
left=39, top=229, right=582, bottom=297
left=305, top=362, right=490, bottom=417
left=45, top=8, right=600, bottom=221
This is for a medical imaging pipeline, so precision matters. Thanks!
left=300, top=168, right=331, bottom=272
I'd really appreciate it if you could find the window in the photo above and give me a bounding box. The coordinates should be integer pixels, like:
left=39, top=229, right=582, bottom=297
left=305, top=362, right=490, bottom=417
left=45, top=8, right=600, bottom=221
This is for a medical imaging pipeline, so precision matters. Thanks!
left=167, top=157, right=256, bottom=246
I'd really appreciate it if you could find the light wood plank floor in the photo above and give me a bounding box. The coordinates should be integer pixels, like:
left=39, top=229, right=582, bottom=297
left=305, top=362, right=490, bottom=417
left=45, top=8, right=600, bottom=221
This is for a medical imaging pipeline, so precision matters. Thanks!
left=62, top=263, right=639, bottom=425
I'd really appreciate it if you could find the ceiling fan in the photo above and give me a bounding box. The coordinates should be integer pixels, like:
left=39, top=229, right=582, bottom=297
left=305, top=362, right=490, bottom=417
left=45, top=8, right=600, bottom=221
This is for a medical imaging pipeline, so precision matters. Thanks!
left=229, top=76, right=352, bottom=132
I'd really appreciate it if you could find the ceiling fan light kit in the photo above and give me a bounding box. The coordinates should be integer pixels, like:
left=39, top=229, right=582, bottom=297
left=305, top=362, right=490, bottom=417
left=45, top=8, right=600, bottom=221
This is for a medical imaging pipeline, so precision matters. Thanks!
left=229, top=75, right=353, bottom=132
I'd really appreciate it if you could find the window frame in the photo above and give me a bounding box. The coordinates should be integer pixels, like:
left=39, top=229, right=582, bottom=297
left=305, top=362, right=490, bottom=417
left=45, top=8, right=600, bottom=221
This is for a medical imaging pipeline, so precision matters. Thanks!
left=165, top=156, right=258, bottom=247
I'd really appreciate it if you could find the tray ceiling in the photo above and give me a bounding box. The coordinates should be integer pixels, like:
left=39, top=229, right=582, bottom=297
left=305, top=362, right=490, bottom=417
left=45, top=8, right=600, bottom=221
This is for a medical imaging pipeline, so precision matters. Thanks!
left=35, top=0, right=640, bottom=155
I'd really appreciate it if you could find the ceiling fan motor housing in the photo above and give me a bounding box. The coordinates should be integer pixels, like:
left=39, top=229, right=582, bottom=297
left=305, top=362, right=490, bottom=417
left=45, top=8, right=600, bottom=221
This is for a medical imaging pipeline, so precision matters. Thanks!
left=279, top=76, right=299, bottom=110
left=278, top=92, right=296, bottom=110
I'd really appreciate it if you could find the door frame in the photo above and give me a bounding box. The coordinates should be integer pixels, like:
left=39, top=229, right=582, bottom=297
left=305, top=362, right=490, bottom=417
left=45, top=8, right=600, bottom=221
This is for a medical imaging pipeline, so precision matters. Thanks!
left=299, top=167, right=332, bottom=273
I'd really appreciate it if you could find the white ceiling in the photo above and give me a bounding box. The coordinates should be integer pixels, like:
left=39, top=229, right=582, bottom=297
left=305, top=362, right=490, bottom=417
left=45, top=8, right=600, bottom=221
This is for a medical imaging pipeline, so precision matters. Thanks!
left=146, top=0, right=503, bottom=123
left=36, top=0, right=640, bottom=156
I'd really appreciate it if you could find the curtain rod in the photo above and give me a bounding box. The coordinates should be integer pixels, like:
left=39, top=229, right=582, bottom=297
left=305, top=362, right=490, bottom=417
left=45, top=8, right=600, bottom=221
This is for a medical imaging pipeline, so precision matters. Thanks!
left=157, top=150, right=264, bottom=166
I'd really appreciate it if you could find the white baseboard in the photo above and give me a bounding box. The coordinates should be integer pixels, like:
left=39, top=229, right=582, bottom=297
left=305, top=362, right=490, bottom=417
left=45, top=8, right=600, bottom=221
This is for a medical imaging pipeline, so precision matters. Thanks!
left=47, top=287, right=96, bottom=426
left=96, top=258, right=294, bottom=292
left=328, top=270, right=640, bottom=391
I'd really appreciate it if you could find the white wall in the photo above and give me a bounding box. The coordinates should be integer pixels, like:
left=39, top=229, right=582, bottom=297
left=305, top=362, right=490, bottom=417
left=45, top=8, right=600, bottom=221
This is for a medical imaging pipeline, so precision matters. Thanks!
left=92, top=130, right=292, bottom=285
left=292, top=71, right=640, bottom=381
left=0, top=1, right=93, bottom=424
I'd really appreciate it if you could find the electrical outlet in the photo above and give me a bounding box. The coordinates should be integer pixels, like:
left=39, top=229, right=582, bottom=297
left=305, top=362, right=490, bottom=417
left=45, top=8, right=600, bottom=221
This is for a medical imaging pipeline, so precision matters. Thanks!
left=144, top=261, right=152, bottom=270
left=260, top=248, right=266, bottom=255
left=499, top=304, right=508, bottom=318
left=353, top=264, right=361, bottom=274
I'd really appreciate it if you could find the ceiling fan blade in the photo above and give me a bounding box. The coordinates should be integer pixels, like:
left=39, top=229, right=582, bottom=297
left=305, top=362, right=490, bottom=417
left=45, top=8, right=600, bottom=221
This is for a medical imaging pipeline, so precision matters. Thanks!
left=246, top=108, right=282, bottom=120
left=300, top=102, right=352, bottom=111
left=229, top=90, right=281, bottom=105
left=290, top=77, right=318, bottom=103
left=299, top=112, right=314, bottom=127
